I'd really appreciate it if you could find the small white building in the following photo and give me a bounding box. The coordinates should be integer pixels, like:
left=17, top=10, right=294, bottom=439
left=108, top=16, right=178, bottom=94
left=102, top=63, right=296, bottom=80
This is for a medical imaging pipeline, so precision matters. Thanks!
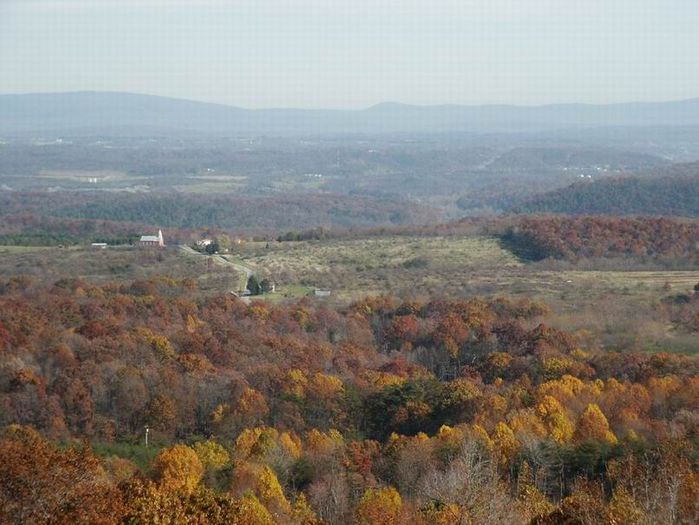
left=90, top=242, right=108, bottom=249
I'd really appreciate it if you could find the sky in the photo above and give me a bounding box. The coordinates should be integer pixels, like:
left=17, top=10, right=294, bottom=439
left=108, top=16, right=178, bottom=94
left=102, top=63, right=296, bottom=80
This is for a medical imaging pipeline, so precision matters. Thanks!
left=1, top=0, right=698, bottom=109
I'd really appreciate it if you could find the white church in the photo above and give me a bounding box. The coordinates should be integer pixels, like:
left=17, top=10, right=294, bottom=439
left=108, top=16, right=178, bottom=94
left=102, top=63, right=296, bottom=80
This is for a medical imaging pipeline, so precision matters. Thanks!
left=139, top=230, right=165, bottom=248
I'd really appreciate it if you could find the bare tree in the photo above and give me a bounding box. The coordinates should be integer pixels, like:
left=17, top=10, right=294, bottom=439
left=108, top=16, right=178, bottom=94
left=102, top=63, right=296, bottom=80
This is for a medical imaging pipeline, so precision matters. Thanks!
left=416, top=440, right=525, bottom=525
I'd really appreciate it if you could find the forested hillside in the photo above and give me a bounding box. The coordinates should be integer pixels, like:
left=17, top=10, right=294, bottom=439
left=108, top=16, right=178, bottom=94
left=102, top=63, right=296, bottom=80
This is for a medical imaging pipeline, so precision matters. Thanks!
left=1, top=278, right=698, bottom=523
left=0, top=193, right=436, bottom=233
left=500, top=216, right=699, bottom=262
left=517, top=163, right=699, bottom=217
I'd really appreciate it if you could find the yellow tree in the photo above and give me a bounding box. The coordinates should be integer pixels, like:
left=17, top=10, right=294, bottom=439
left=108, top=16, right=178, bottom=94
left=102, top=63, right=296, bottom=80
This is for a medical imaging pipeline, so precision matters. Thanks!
left=573, top=404, right=617, bottom=444
left=491, top=421, right=519, bottom=468
left=678, top=471, right=699, bottom=524
left=355, top=487, right=404, bottom=525
left=419, top=501, right=462, bottom=525
left=231, top=493, right=275, bottom=525
left=536, top=395, right=574, bottom=443
left=607, top=488, right=646, bottom=525
left=292, top=493, right=321, bottom=525
left=193, top=439, right=230, bottom=471
left=152, top=444, right=204, bottom=494
left=229, top=461, right=292, bottom=520
left=554, top=479, right=611, bottom=524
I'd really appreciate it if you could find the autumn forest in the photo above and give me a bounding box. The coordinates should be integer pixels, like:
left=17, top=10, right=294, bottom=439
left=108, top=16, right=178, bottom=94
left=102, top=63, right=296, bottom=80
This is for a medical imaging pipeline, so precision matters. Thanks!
left=1, top=263, right=698, bottom=523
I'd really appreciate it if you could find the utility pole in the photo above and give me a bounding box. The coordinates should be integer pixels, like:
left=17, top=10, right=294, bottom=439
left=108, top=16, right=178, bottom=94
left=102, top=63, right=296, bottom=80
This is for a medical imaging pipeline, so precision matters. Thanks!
left=144, top=425, right=150, bottom=447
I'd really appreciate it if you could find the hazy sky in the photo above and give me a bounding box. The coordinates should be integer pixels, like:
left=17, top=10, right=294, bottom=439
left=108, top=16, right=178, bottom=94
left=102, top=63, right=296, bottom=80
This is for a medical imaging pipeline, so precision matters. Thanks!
left=1, top=0, right=698, bottom=108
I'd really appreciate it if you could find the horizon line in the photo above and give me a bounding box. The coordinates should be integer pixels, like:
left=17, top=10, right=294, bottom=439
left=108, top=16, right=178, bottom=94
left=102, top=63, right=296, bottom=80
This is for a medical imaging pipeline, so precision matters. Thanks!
left=2, top=90, right=699, bottom=113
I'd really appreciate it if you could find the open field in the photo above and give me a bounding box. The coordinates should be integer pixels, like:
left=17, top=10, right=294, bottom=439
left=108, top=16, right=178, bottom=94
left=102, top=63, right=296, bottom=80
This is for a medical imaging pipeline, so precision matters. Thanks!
left=2, top=238, right=697, bottom=305
left=1, top=235, right=697, bottom=351
left=37, top=169, right=130, bottom=181
left=0, top=245, right=241, bottom=294
left=236, top=235, right=523, bottom=300
left=234, top=235, right=699, bottom=301
left=233, top=234, right=699, bottom=352
left=0, top=245, right=54, bottom=254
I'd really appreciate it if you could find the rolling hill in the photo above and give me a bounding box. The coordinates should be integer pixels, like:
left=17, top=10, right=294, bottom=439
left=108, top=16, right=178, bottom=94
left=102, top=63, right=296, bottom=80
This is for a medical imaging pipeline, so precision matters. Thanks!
left=515, top=162, right=699, bottom=217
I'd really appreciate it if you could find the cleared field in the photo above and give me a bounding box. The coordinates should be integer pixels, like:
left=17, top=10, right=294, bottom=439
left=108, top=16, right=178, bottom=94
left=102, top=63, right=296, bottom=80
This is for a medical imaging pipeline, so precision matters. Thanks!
left=0, top=245, right=54, bottom=254
left=236, top=235, right=699, bottom=301
left=229, top=234, right=699, bottom=353
left=236, top=235, right=522, bottom=300
left=0, top=245, right=241, bottom=294
left=3, top=238, right=697, bottom=304
left=174, top=175, right=248, bottom=193
left=37, top=170, right=130, bottom=181
left=1, top=236, right=696, bottom=352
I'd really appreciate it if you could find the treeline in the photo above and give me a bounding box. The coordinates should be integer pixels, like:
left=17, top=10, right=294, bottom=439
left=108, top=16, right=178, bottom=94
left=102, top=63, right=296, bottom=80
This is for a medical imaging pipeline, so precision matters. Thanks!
left=663, top=288, right=699, bottom=333
left=515, top=169, right=699, bottom=217
left=0, top=215, right=165, bottom=246
left=500, top=216, right=699, bottom=262
left=1, top=278, right=698, bottom=523
left=0, top=192, right=437, bottom=231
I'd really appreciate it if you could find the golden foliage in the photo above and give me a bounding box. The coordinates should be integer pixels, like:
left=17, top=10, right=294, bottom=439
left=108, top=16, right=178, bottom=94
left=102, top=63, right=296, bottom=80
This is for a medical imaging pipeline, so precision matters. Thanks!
left=192, top=440, right=230, bottom=471
left=573, top=403, right=617, bottom=444
left=536, top=395, right=574, bottom=443
left=284, top=369, right=309, bottom=399
left=492, top=421, right=518, bottom=465
left=230, top=493, right=275, bottom=525
left=229, top=461, right=292, bottom=519
left=355, top=486, right=404, bottom=525
left=419, top=501, right=462, bottom=525
left=152, top=444, right=204, bottom=494
left=292, top=493, right=321, bottom=525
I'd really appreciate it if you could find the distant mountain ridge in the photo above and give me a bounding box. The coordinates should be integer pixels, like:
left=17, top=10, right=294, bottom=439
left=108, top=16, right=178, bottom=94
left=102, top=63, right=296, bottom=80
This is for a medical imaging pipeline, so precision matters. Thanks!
left=2, top=91, right=699, bottom=136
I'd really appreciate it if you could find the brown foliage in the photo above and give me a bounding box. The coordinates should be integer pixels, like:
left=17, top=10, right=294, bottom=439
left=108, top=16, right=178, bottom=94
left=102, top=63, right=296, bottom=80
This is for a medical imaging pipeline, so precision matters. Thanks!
left=0, top=425, right=124, bottom=524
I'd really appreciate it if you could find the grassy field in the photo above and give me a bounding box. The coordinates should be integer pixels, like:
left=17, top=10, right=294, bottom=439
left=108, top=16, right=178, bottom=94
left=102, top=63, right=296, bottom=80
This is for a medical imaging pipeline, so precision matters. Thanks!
left=235, top=235, right=523, bottom=300
left=0, top=245, right=241, bottom=294
left=1, top=235, right=697, bottom=352
left=0, top=245, right=54, bottom=254
left=233, top=235, right=699, bottom=301
left=230, top=234, right=699, bottom=353
left=173, top=174, right=248, bottom=193
left=2, top=238, right=697, bottom=305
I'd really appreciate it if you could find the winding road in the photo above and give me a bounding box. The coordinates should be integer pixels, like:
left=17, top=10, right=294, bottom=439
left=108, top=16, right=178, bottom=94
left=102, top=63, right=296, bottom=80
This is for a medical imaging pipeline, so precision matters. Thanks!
left=179, top=245, right=254, bottom=291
